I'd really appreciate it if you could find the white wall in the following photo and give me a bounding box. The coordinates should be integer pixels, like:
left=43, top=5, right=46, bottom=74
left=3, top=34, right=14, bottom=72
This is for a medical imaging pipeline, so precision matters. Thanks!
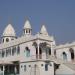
left=56, top=48, right=71, bottom=61
left=20, top=61, right=54, bottom=75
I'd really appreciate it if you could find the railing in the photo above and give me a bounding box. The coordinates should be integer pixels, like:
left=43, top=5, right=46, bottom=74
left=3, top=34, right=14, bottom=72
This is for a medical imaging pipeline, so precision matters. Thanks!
left=31, top=55, right=45, bottom=60
left=4, top=74, right=19, bottom=75
left=0, top=72, right=19, bottom=75
left=4, top=73, right=19, bottom=75
left=31, top=55, right=51, bottom=60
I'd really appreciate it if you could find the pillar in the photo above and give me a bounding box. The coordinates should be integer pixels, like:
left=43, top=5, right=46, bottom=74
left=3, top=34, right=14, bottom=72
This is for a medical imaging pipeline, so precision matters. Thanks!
left=37, top=40, right=39, bottom=59
left=0, top=66, right=1, bottom=71
left=3, top=65, right=5, bottom=75
left=15, top=66, right=17, bottom=74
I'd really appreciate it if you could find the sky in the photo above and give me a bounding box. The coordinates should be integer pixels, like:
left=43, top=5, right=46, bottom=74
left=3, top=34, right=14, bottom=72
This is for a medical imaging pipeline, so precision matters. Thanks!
left=0, top=0, right=75, bottom=45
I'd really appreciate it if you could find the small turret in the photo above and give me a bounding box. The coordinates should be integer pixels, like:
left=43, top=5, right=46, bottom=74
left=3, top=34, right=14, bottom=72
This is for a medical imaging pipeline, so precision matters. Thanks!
left=23, top=20, right=32, bottom=36
left=2, top=24, right=16, bottom=43
left=40, top=25, right=48, bottom=35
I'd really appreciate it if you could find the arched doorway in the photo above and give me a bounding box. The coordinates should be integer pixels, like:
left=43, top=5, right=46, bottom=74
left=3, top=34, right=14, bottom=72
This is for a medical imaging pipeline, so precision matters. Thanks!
left=69, top=48, right=74, bottom=60
left=62, top=52, right=67, bottom=60
left=32, top=42, right=38, bottom=59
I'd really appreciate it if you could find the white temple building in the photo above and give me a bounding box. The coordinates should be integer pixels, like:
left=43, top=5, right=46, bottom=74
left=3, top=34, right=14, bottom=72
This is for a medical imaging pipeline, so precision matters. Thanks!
left=0, top=20, right=75, bottom=75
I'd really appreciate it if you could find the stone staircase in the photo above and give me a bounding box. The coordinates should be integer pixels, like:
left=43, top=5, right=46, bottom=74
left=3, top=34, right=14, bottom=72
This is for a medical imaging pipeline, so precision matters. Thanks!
left=49, top=56, right=75, bottom=71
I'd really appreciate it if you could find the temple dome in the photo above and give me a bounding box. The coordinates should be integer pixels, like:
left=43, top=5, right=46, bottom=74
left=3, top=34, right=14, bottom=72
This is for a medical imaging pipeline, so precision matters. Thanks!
left=3, top=24, right=16, bottom=37
left=40, top=25, right=48, bottom=35
left=24, top=20, right=31, bottom=29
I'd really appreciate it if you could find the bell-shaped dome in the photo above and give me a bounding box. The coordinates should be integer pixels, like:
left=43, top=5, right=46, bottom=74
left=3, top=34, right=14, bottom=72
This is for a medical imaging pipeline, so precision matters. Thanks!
left=3, top=24, right=16, bottom=37
left=40, top=25, right=48, bottom=35
left=24, top=20, right=32, bottom=29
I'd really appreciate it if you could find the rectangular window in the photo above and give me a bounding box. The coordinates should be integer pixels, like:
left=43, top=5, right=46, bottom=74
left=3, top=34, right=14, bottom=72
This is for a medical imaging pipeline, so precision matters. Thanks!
left=0, top=51, right=2, bottom=57
left=2, top=50, right=5, bottom=57
left=46, top=49, right=49, bottom=59
left=6, top=49, right=9, bottom=57
left=45, top=64, right=48, bottom=71
left=12, top=47, right=16, bottom=56
left=24, top=65, right=26, bottom=71
left=17, top=46, right=20, bottom=54
left=9, top=48, right=11, bottom=55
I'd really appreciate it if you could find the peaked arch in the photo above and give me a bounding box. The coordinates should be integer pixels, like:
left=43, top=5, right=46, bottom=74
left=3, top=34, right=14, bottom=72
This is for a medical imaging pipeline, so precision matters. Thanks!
left=69, top=48, right=74, bottom=60
left=62, top=52, right=67, bottom=60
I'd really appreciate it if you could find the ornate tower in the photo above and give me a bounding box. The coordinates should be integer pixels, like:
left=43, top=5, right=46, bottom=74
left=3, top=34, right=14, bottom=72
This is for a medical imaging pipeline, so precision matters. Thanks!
left=23, top=20, right=32, bottom=36
left=2, top=24, right=16, bottom=43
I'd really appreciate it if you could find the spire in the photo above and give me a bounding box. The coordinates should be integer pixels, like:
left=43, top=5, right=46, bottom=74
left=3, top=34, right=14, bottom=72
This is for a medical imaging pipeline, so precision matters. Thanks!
left=3, top=23, right=16, bottom=37
left=24, top=20, right=32, bottom=29
left=40, top=25, right=48, bottom=35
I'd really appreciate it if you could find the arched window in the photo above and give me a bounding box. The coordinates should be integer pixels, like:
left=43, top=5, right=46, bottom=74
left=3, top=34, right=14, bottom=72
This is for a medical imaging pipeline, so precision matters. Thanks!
left=32, top=42, right=37, bottom=47
left=62, top=52, right=67, bottom=60
left=6, top=38, right=9, bottom=42
left=29, top=29, right=30, bottom=33
left=36, top=47, right=38, bottom=59
left=32, top=42, right=38, bottom=59
left=46, top=48, right=51, bottom=59
left=26, top=30, right=29, bottom=34
left=3, top=39, right=4, bottom=43
left=25, top=47, right=30, bottom=57
left=39, top=47, right=42, bottom=59
left=26, top=30, right=27, bottom=33
left=69, top=48, right=74, bottom=60
left=49, top=48, right=51, bottom=55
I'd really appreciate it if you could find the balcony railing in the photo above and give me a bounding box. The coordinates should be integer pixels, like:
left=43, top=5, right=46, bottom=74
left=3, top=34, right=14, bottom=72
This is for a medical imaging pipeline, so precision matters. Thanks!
left=0, top=71, right=19, bottom=75
left=31, top=55, right=51, bottom=60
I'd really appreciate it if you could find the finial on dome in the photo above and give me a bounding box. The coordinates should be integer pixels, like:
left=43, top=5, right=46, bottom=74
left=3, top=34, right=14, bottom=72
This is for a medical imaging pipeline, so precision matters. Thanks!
left=24, top=20, right=32, bottom=29
left=40, top=25, right=48, bottom=35
left=3, top=23, right=16, bottom=37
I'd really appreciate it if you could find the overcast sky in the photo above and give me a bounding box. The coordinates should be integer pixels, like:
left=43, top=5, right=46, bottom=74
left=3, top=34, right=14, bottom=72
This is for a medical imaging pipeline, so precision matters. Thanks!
left=0, top=0, right=75, bottom=45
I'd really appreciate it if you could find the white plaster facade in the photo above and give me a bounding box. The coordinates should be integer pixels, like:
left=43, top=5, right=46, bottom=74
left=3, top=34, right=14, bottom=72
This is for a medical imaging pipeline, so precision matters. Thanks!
left=0, top=20, right=75, bottom=75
